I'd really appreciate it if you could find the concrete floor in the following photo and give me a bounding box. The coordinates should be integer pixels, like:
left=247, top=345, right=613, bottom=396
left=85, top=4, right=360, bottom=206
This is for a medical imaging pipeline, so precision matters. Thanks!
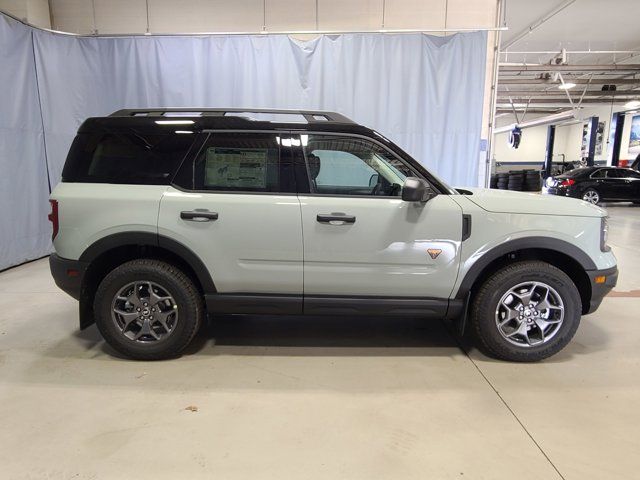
left=1, top=205, right=639, bottom=480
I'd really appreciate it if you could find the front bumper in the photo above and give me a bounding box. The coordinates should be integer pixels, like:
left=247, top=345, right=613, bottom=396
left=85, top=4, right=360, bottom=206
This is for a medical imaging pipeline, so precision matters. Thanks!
left=49, top=253, right=88, bottom=300
left=585, top=266, right=618, bottom=314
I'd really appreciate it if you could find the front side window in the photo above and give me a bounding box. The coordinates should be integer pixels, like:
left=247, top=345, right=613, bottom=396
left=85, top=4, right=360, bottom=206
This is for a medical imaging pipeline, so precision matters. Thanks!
left=191, top=133, right=286, bottom=192
left=303, top=135, right=414, bottom=196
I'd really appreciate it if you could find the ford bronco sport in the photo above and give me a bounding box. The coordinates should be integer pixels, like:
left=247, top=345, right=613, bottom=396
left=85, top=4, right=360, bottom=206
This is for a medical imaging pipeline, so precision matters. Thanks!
left=49, top=108, right=618, bottom=361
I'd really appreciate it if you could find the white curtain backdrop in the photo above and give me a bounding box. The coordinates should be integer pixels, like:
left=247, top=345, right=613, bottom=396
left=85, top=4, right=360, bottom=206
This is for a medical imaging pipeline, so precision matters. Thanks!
left=0, top=12, right=487, bottom=270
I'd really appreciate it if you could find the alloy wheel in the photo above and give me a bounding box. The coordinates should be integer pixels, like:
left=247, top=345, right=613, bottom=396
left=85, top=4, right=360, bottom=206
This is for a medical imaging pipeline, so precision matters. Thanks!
left=111, top=281, right=178, bottom=343
left=495, top=281, right=565, bottom=347
left=582, top=190, right=599, bottom=204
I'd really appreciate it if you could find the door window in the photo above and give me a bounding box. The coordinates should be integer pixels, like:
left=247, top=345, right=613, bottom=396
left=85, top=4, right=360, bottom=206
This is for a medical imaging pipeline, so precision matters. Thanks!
left=606, top=169, right=627, bottom=178
left=302, top=135, right=414, bottom=196
left=623, top=169, right=640, bottom=179
left=182, top=132, right=293, bottom=192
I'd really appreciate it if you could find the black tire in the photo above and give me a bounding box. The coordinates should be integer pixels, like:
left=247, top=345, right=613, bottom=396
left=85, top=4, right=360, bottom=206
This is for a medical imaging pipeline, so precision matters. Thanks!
left=94, top=259, right=204, bottom=360
left=470, top=261, right=581, bottom=362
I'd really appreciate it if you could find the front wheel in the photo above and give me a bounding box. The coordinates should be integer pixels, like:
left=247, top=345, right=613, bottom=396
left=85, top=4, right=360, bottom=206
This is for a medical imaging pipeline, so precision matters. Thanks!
left=94, top=259, right=204, bottom=360
left=470, top=261, right=582, bottom=362
left=582, top=188, right=600, bottom=204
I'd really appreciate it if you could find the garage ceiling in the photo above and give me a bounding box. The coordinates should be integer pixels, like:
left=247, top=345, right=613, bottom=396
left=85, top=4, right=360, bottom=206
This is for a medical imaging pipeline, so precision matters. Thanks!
left=497, top=0, right=640, bottom=115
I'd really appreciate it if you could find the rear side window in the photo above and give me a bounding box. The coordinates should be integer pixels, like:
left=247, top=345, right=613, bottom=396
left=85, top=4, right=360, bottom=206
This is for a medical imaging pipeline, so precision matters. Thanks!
left=62, top=133, right=195, bottom=184
left=606, top=169, right=627, bottom=178
left=181, top=132, right=291, bottom=193
left=590, top=169, right=606, bottom=178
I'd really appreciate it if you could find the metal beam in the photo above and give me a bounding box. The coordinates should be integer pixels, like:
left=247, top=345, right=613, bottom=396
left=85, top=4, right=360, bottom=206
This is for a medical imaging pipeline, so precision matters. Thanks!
left=501, top=50, right=640, bottom=55
left=497, top=90, right=640, bottom=97
left=500, top=64, right=640, bottom=72
left=498, top=78, right=640, bottom=85
left=496, top=108, right=563, bottom=114
left=497, top=98, right=637, bottom=104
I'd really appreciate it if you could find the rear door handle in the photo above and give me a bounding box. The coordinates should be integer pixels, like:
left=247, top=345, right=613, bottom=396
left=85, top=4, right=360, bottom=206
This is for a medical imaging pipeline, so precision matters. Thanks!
left=180, top=210, right=219, bottom=222
left=316, top=213, right=356, bottom=225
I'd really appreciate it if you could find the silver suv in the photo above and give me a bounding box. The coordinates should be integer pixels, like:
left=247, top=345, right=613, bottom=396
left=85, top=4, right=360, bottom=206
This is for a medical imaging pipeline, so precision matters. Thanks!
left=49, top=109, right=618, bottom=361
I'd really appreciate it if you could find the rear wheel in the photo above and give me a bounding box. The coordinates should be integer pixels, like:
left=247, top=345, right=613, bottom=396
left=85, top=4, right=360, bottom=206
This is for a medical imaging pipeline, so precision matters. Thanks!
left=470, top=261, right=581, bottom=362
left=94, top=259, right=203, bottom=360
left=582, top=188, right=600, bottom=204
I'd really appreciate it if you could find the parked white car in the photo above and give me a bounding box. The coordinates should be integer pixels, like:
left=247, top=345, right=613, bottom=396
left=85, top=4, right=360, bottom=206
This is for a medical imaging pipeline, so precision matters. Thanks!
left=49, top=109, right=617, bottom=361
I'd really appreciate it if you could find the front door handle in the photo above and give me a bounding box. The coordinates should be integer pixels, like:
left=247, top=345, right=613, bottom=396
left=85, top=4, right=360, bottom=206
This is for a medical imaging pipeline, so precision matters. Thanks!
left=180, top=210, right=219, bottom=222
left=317, top=213, right=356, bottom=225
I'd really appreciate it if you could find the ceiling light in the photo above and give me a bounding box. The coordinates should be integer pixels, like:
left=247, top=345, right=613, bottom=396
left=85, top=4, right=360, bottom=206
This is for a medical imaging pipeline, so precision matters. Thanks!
left=155, top=120, right=194, bottom=125
left=625, top=100, right=640, bottom=109
left=558, top=82, right=576, bottom=90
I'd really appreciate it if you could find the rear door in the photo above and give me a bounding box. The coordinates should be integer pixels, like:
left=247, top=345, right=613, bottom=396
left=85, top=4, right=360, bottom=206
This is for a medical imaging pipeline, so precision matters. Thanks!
left=623, top=169, right=640, bottom=199
left=604, top=168, right=634, bottom=199
left=158, top=131, right=303, bottom=301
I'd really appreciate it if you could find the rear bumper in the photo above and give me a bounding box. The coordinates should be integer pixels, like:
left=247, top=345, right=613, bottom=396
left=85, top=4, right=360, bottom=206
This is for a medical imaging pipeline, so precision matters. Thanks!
left=585, top=266, right=618, bottom=314
left=542, top=186, right=580, bottom=198
left=49, top=254, right=88, bottom=300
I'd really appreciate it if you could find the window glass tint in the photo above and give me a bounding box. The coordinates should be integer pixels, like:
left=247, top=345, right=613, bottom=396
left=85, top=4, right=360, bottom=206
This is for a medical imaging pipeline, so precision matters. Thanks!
left=590, top=169, right=606, bottom=178
left=626, top=169, right=640, bottom=179
left=62, top=132, right=195, bottom=184
left=303, top=135, right=413, bottom=196
left=606, top=169, right=627, bottom=178
left=193, top=133, right=282, bottom=192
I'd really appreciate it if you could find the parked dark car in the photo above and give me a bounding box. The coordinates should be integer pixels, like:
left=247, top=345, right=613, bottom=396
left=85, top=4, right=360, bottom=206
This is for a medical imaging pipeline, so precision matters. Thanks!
left=543, top=166, right=640, bottom=205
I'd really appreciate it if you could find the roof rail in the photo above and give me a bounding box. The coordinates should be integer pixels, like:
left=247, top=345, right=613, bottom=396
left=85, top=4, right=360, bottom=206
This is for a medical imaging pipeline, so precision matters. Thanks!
left=108, top=108, right=354, bottom=124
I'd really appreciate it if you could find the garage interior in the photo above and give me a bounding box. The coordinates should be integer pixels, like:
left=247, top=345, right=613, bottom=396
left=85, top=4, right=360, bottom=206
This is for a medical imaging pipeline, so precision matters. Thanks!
left=0, top=1, right=639, bottom=479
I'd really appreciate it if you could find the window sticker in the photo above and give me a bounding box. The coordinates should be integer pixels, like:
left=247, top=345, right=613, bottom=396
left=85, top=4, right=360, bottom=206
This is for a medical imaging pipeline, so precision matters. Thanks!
left=205, top=148, right=268, bottom=189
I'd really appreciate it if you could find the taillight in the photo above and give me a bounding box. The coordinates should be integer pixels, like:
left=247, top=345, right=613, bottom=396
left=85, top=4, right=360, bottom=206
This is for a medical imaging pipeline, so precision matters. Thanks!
left=48, top=199, right=59, bottom=240
left=560, top=179, right=576, bottom=187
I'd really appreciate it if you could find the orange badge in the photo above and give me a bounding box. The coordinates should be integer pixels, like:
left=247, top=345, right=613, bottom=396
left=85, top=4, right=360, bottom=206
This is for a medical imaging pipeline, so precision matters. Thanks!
left=427, top=248, right=442, bottom=259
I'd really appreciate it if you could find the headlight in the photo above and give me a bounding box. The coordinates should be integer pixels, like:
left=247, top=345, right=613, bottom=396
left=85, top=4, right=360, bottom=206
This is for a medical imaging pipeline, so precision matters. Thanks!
left=600, top=217, right=610, bottom=252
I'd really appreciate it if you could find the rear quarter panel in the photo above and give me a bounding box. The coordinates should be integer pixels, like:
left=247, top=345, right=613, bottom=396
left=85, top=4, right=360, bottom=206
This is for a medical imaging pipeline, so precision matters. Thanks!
left=50, top=183, right=167, bottom=260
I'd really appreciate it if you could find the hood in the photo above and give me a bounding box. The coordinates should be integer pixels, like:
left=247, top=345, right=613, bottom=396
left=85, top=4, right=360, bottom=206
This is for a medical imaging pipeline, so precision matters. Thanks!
left=457, top=187, right=605, bottom=217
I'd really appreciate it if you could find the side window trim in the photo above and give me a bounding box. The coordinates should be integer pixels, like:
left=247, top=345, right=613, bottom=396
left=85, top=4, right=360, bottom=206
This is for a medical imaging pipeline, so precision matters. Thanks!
left=293, top=132, right=424, bottom=198
left=170, top=132, right=210, bottom=189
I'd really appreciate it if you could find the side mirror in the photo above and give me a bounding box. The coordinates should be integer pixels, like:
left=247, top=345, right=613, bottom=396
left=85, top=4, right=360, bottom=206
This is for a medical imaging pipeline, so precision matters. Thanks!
left=401, top=177, right=435, bottom=203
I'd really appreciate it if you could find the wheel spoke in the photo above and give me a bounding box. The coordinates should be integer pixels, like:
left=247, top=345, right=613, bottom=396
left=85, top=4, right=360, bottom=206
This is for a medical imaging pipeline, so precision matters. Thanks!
left=153, top=308, right=176, bottom=333
left=498, top=305, right=519, bottom=326
left=506, top=321, right=529, bottom=342
left=113, top=309, right=139, bottom=327
left=149, top=288, right=172, bottom=307
left=134, top=319, right=160, bottom=341
left=126, top=289, right=143, bottom=308
left=513, top=287, right=533, bottom=307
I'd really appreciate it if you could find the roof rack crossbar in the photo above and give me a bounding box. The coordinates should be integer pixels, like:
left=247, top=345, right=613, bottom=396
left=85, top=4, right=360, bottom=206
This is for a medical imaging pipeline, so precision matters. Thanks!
left=109, top=108, right=353, bottom=123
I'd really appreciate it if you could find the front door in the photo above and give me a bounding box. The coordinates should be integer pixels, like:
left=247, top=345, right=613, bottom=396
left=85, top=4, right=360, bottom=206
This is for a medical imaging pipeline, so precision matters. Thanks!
left=158, top=131, right=303, bottom=299
left=295, top=133, right=463, bottom=303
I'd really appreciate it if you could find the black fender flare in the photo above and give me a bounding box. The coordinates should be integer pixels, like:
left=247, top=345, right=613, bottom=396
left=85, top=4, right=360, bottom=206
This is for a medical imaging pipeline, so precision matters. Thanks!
left=455, top=236, right=596, bottom=300
left=79, top=231, right=216, bottom=293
